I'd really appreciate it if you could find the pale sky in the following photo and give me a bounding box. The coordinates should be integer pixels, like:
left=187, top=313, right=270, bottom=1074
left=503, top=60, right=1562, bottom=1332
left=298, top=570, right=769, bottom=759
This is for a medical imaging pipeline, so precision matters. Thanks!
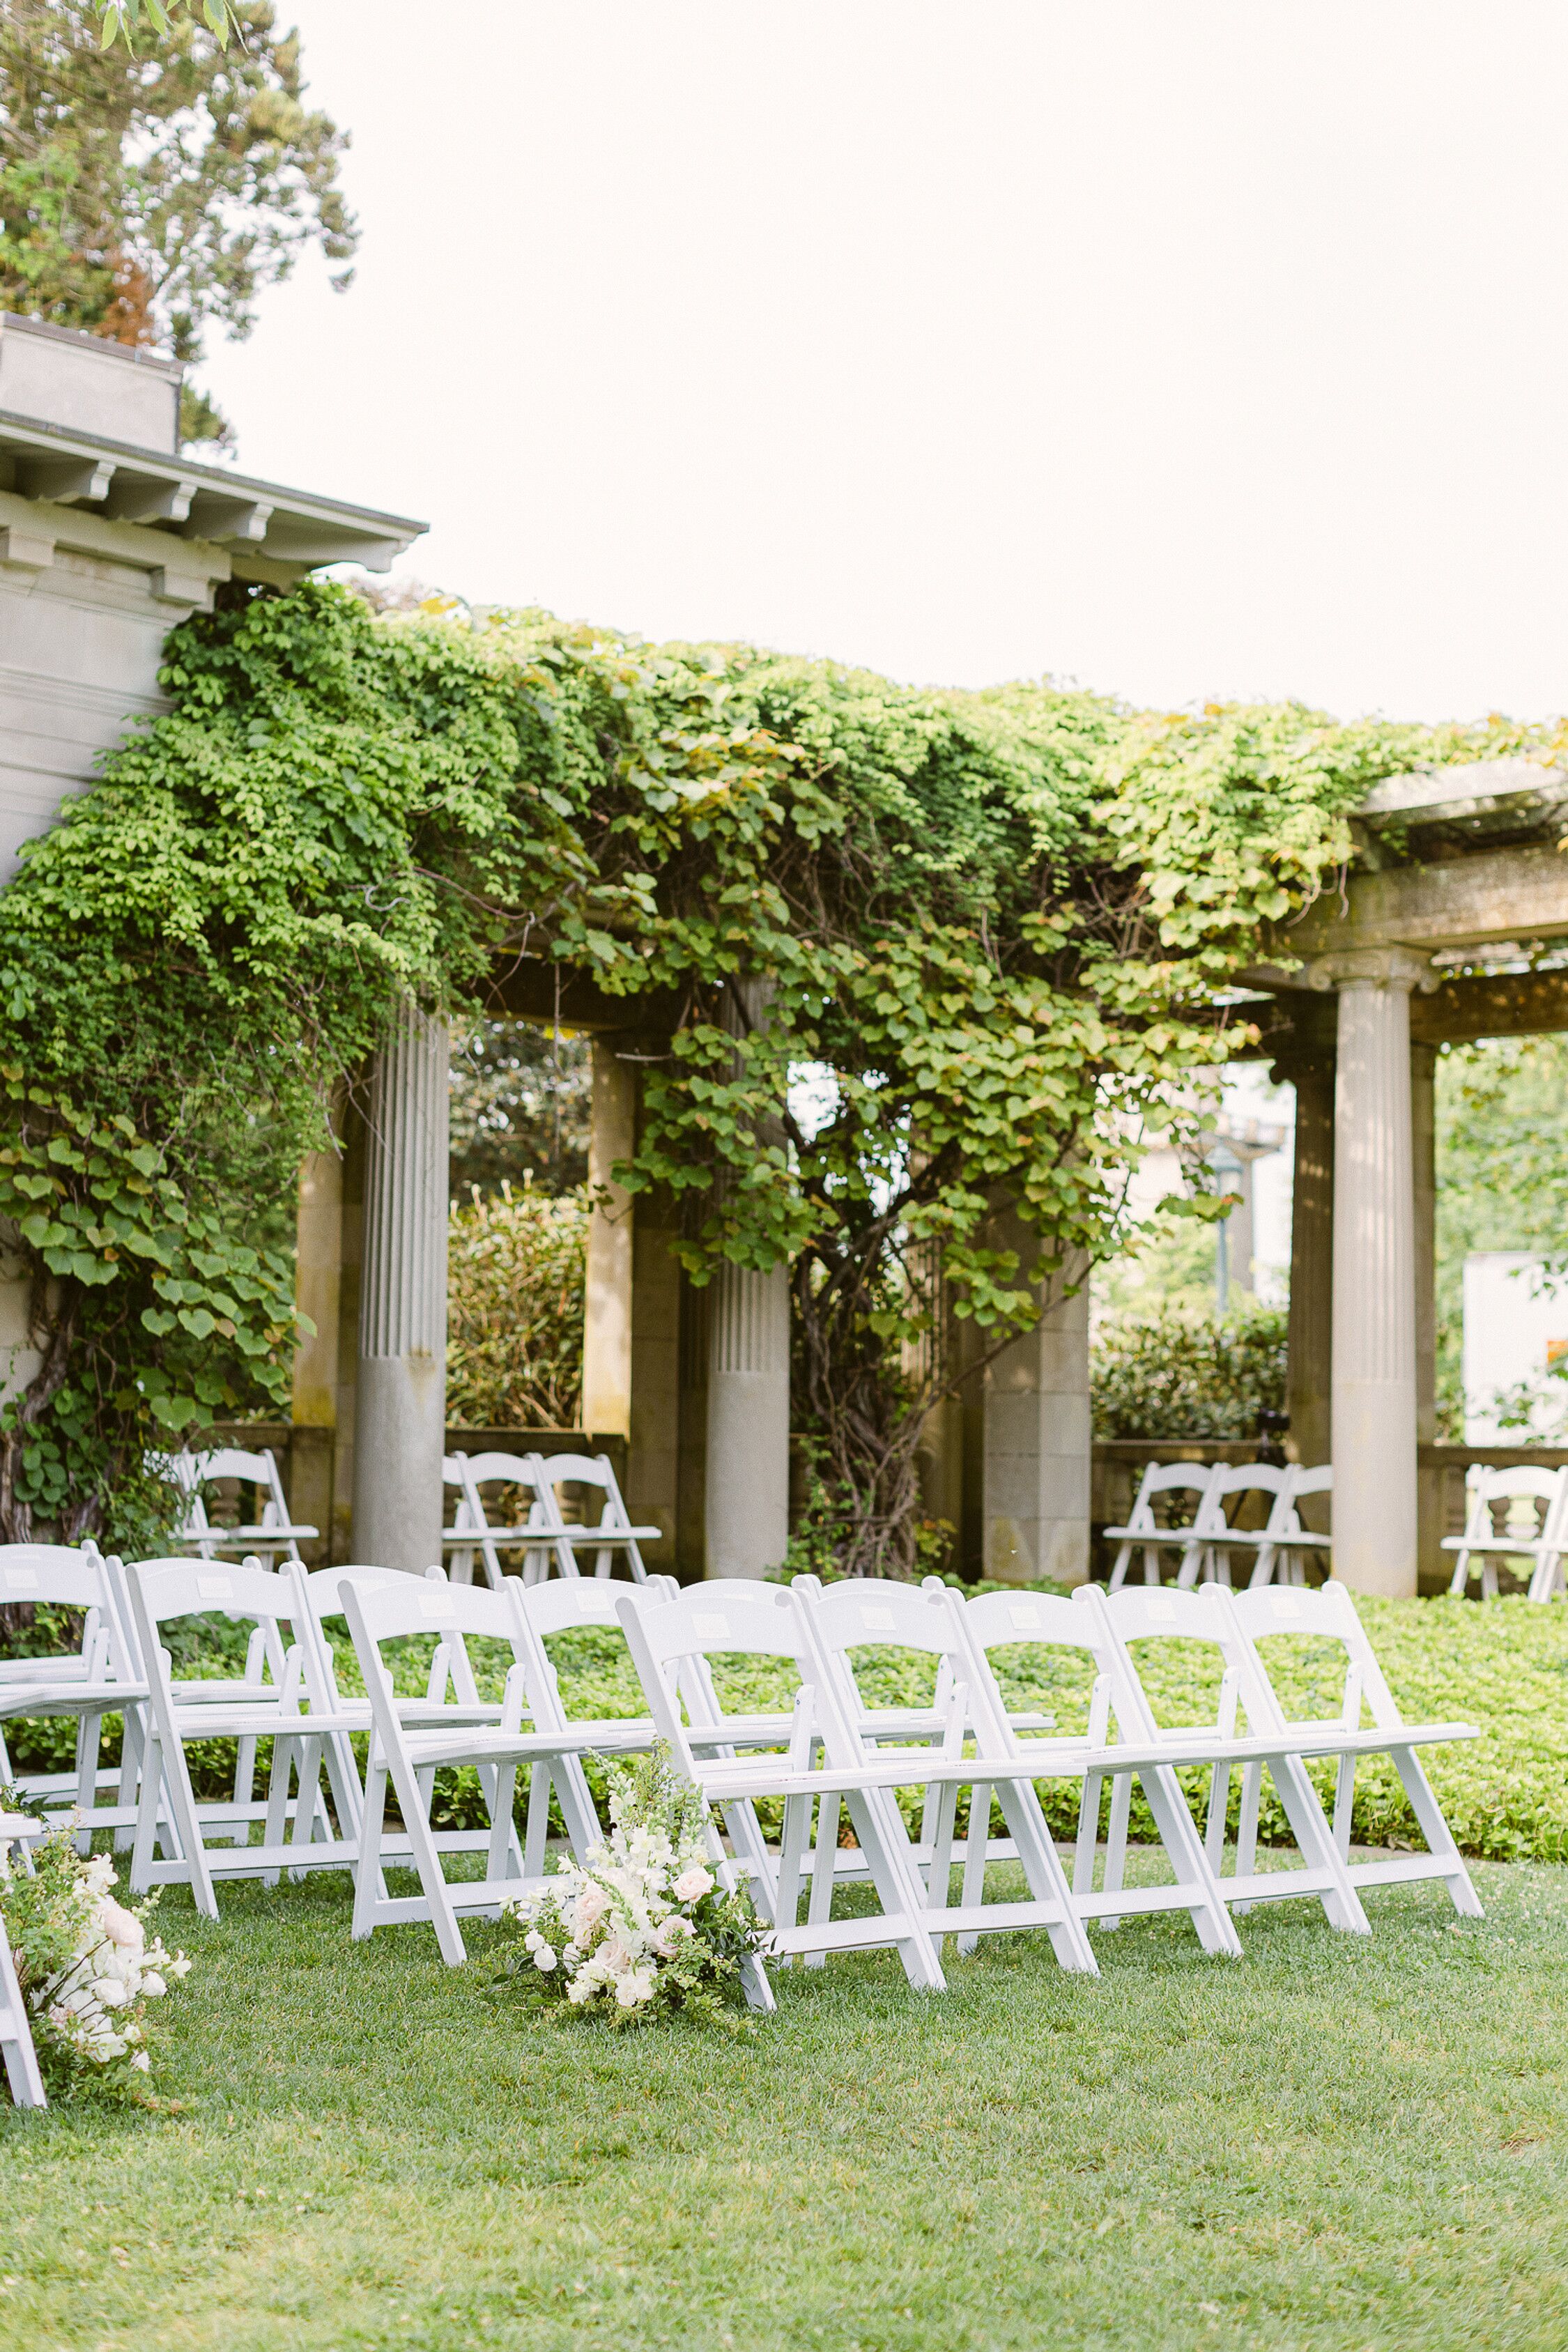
left=204, top=3, right=1568, bottom=720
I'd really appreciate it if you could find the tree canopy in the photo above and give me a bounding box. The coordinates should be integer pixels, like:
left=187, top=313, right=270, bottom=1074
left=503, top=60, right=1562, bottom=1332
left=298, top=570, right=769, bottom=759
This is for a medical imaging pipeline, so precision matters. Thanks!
left=0, top=0, right=353, bottom=445
left=0, top=582, right=1539, bottom=1558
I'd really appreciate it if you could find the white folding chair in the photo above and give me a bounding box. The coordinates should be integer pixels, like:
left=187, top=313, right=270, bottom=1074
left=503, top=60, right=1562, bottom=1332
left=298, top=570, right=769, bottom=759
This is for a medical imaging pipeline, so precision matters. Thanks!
left=1098, top=1583, right=1372, bottom=1933
left=0, top=1546, right=151, bottom=1847
left=527, top=1452, right=659, bottom=1582
left=794, top=1576, right=1100, bottom=1973
left=124, top=1558, right=364, bottom=1918
left=344, top=1575, right=629, bottom=1966
left=1228, top=1581, right=1482, bottom=1919
left=1250, top=1464, right=1334, bottom=1588
left=616, top=1581, right=948, bottom=2004
left=1185, top=1463, right=1294, bottom=1588
left=1105, top=1464, right=1214, bottom=1589
left=958, top=1584, right=1241, bottom=1956
left=165, top=1447, right=318, bottom=1566
left=0, top=1811, right=47, bottom=2109
left=442, top=1452, right=556, bottom=1588
left=1444, top=1465, right=1567, bottom=1601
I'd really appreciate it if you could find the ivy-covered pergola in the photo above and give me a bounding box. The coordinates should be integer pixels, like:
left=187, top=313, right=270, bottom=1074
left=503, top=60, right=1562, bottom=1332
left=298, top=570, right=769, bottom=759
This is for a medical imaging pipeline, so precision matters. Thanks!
left=3, top=318, right=1567, bottom=1590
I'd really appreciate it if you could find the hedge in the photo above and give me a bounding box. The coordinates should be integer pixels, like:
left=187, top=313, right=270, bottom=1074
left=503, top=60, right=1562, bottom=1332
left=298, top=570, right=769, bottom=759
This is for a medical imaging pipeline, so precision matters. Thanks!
left=4, top=1591, right=1565, bottom=1864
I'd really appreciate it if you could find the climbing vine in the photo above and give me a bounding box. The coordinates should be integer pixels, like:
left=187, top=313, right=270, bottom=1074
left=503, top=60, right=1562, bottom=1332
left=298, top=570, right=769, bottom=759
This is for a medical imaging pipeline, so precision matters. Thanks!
left=0, top=582, right=1538, bottom=1560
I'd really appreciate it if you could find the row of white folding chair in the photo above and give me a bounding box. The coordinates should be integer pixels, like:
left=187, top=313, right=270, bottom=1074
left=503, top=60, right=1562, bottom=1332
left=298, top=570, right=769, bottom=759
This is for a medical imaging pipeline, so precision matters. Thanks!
left=1107, top=1461, right=1334, bottom=1590
left=1086, top=1580, right=1480, bottom=1921
left=805, top=1578, right=1337, bottom=1943
left=1, top=1544, right=1480, bottom=2002
left=335, top=1570, right=1030, bottom=1997
left=797, top=1571, right=1479, bottom=1937
left=0, top=1808, right=47, bottom=2109
left=443, top=1450, right=660, bottom=1588
left=1444, top=1464, right=1568, bottom=1602
left=162, top=1447, right=318, bottom=1567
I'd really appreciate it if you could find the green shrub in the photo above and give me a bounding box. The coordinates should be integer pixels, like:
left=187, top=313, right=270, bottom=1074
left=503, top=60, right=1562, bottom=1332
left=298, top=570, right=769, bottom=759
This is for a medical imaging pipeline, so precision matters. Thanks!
left=1091, top=1304, right=1287, bottom=1440
left=446, top=1181, right=587, bottom=1430
left=7, top=1586, right=1565, bottom=1865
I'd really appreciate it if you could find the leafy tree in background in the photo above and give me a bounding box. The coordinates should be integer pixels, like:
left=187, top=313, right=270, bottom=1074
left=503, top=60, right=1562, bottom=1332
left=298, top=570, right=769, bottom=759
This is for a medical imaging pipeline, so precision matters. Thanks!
left=1434, top=1032, right=1568, bottom=1436
left=0, top=0, right=355, bottom=447
left=449, top=1019, right=591, bottom=1198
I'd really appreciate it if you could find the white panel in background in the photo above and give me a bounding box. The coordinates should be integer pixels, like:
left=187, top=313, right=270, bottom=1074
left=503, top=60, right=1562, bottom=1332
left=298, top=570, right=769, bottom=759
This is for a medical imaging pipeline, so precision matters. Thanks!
left=1462, top=1252, right=1568, bottom=1442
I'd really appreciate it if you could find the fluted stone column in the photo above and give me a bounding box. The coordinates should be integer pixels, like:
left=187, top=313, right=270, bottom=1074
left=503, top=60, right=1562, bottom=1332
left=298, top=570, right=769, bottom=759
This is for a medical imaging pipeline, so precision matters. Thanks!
left=581, top=1040, right=636, bottom=1442
left=705, top=1254, right=790, bottom=1578
left=1312, top=948, right=1430, bottom=1596
left=704, top=979, right=790, bottom=1580
left=353, top=1004, right=449, bottom=1571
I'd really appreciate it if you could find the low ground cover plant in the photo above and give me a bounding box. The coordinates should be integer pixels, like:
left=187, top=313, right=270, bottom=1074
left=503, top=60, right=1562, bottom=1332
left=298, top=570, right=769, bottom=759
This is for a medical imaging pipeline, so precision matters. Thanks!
left=6, top=1590, right=1567, bottom=1862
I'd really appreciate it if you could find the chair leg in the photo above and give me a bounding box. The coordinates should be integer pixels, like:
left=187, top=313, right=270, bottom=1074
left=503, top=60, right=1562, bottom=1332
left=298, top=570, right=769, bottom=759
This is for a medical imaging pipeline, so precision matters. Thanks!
left=523, top=1762, right=552, bottom=1879
left=353, top=1758, right=390, bottom=1942
left=774, top=1794, right=814, bottom=1953
left=387, top=1748, right=468, bottom=1965
left=843, top=1787, right=948, bottom=1992
left=1388, top=1744, right=1484, bottom=1919
left=1270, top=1757, right=1370, bottom=1935
left=1073, top=1770, right=1104, bottom=1901
left=1233, top=1761, right=1262, bottom=1914
left=955, top=1781, right=992, bottom=1958
left=1100, top=1770, right=1132, bottom=1929
left=804, top=1792, right=840, bottom=1970
left=1139, top=1765, right=1241, bottom=1958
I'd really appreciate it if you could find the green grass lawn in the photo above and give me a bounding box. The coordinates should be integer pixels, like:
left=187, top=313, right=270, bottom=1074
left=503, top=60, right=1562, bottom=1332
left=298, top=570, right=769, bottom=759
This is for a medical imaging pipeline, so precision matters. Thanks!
left=6, top=1856, right=1568, bottom=2352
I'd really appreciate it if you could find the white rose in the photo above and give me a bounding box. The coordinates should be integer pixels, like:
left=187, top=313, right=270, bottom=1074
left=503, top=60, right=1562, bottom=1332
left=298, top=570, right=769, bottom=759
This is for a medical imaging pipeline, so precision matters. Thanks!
left=91, top=1977, right=129, bottom=2009
left=672, top=1867, right=713, bottom=1903
left=130, top=2050, right=151, bottom=2073
left=139, top=1972, right=167, bottom=1999
left=613, top=1974, right=644, bottom=2008
left=96, top=1898, right=145, bottom=1952
left=572, top=1886, right=608, bottom=1937
left=532, top=1944, right=557, bottom=1972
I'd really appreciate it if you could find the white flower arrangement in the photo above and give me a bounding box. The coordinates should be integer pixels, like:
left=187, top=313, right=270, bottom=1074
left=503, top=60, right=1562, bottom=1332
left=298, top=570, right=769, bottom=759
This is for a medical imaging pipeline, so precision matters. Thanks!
left=498, top=1744, right=764, bottom=2028
left=1, top=1815, right=192, bottom=2103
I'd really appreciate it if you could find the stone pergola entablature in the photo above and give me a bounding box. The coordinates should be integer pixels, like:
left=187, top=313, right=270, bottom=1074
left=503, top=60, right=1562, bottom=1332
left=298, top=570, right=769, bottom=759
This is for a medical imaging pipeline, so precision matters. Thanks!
left=1242, top=758, right=1568, bottom=1597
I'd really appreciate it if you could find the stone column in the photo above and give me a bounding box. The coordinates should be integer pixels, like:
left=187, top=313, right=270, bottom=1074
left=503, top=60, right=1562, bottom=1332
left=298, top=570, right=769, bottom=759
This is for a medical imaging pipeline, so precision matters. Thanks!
left=1283, top=1052, right=1335, bottom=1470
left=1411, top=1038, right=1441, bottom=1588
left=705, top=981, right=790, bottom=1580
left=982, top=1210, right=1091, bottom=1588
left=705, top=1257, right=790, bottom=1578
left=1311, top=948, right=1430, bottom=1596
left=352, top=1004, right=449, bottom=1571
left=289, top=1136, right=343, bottom=1565
left=581, top=1040, right=635, bottom=1441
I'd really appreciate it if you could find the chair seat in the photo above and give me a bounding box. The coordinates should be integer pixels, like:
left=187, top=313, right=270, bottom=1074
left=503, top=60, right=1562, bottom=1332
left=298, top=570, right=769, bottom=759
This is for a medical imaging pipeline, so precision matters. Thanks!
left=164, top=1704, right=366, bottom=1738
left=1440, top=1534, right=1553, bottom=1553
left=0, top=1677, right=148, bottom=1720
left=396, top=1727, right=601, bottom=1769
left=176, top=1522, right=318, bottom=1547
left=1103, top=1523, right=1199, bottom=1542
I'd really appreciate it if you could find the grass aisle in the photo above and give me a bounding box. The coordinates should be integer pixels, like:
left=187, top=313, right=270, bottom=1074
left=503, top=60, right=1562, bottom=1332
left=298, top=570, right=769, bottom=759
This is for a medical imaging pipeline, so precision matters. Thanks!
left=5, top=1861, right=1568, bottom=2352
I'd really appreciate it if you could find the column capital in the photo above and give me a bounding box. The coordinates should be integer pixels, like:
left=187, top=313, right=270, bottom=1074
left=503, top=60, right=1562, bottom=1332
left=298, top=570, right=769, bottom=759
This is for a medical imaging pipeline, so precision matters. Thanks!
left=1307, top=946, right=1436, bottom=995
